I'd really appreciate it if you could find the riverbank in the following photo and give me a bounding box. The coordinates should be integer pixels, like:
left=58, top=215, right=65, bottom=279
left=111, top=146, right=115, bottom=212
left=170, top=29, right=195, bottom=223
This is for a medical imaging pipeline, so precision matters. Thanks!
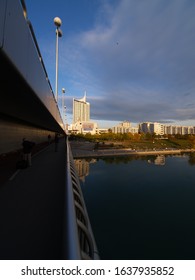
left=70, top=141, right=195, bottom=159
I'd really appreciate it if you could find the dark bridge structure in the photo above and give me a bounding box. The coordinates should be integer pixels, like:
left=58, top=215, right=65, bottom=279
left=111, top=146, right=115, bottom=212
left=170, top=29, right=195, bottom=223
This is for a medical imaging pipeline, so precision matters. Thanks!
left=0, top=0, right=98, bottom=260
left=0, top=0, right=64, bottom=154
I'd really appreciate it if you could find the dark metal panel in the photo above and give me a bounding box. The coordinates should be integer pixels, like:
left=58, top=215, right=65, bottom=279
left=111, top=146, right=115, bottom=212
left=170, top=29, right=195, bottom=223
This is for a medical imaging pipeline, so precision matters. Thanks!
left=26, top=29, right=61, bottom=123
left=3, top=0, right=29, bottom=79
left=0, top=50, right=63, bottom=133
left=1, top=0, right=64, bottom=131
left=0, top=0, right=7, bottom=48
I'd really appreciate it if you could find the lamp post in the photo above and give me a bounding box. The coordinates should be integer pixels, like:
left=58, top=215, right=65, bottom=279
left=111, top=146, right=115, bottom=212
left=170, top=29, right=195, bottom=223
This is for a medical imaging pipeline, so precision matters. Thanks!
left=62, top=88, right=66, bottom=130
left=54, top=17, right=62, bottom=102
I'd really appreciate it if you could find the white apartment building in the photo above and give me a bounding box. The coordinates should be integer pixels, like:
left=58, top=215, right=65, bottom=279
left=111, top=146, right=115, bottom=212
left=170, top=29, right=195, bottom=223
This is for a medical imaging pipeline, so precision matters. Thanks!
left=139, top=122, right=195, bottom=135
left=164, top=125, right=195, bottom=135
left=73, top=92, right=90, bottom=123
left=151, top=122, right=164, bottom=135
left=112, top=121, right=138, bottom=134
left=139, top=122, right=164, bottom=135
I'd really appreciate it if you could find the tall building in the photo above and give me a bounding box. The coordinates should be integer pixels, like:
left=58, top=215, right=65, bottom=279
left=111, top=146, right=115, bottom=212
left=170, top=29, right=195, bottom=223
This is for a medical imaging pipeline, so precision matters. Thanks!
left=71, top=92, right=98, bottom=134
left=73, top=92, right=90, bottom=123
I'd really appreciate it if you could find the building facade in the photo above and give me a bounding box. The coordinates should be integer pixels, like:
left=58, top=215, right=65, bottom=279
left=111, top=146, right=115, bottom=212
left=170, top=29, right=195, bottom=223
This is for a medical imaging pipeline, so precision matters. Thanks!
left=71, top=93, right=99, bottom=135
left=73, top=92, right=90, bottom=124
left=112, top=121, right=138, bottom=134
left=71, top=121, right=99, bottom=135
left=139, top=122, right=195, bottom=135
left=164, top=125, right=195, bottom=135
left=139, top=122, right=164, bottom=135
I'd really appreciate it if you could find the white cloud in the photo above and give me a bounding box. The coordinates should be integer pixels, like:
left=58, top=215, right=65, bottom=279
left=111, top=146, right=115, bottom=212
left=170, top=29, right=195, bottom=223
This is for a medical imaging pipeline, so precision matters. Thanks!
left=60, top=0, right=195, bottom=125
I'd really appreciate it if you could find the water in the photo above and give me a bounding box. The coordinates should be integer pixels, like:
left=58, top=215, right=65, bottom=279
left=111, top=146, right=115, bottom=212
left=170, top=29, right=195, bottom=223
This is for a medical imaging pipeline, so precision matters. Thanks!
left=76, top=154, right=195, bottom=260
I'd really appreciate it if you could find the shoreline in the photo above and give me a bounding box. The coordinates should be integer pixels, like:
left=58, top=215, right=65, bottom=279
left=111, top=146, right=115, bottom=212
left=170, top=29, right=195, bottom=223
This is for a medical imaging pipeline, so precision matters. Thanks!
left=70, top=142, right=195, bottom=158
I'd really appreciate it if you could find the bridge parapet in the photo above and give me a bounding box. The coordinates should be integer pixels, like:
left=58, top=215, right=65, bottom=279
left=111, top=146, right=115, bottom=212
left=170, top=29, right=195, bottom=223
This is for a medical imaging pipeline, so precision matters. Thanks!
left=65, top=139, right=100, bottom=259
left=0, top=0, right=63, bottom=132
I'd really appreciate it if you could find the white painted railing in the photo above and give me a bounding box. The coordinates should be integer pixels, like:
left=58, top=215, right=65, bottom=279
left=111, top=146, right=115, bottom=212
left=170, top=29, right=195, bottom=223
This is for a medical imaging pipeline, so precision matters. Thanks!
left=65, top=138, right=100, bottom=259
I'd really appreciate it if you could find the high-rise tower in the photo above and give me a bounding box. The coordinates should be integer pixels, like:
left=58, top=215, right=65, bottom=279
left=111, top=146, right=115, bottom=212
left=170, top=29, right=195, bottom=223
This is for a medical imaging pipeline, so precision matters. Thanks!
left=73, top=92, right=90, bottom=123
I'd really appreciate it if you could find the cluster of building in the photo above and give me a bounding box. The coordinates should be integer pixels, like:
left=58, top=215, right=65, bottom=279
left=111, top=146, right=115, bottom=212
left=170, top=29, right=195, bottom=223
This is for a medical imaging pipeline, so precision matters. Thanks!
left=69, top=93, right=195, bottom=136
left=139, top=122, right=195, bottom=135
left=112, top=121, right=195, bottom=135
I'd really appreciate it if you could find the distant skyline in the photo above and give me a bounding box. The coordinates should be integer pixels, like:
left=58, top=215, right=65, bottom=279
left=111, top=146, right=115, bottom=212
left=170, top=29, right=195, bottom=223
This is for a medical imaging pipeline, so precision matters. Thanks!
left=25, top=0, right=195, bottom=128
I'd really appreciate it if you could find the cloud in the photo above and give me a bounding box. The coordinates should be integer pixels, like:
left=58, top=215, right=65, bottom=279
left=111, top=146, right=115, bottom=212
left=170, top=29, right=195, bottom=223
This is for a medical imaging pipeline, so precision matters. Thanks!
left=60, top=0, right=195, bottom=125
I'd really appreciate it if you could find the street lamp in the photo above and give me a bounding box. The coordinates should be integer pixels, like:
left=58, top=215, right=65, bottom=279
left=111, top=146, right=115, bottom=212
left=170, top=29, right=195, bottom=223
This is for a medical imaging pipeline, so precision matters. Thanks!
left=62, top=87, right=65, bottom=114
left=54, top=17, right=62, bottom=102
left=62, top=88, right=66, bottom=130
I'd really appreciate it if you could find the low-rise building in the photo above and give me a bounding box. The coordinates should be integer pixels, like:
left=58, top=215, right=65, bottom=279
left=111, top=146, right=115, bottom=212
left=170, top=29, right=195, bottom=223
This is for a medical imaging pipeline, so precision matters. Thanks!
left=139, top=122, right=195, bottom=135
left=164, top=125, right=195, bottom=135
left=71, top=121, right=99, bottom=135
left=112, top=121, right=138, bottom=134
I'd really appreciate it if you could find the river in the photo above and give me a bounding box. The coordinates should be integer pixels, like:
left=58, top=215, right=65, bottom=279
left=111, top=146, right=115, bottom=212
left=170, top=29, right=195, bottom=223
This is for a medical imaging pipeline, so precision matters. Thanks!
left=74, top=153, right=195, bottom=260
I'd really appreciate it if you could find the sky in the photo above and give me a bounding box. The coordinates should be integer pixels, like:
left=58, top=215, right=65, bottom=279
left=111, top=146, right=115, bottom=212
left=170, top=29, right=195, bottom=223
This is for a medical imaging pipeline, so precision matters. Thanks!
left=25, top=0, right=195, bottom=128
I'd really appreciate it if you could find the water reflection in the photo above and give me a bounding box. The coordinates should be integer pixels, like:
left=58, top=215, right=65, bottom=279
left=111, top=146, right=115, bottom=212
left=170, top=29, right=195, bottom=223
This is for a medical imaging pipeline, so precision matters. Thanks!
left=148, top=155, right=165, bottom=165
left=189, top=152, right=195, bottom=165
left=78, top=153, right=195, bottom=259
left=74, top=154, right=193, bottom=180
left=74, top=158, right=97, bottom=182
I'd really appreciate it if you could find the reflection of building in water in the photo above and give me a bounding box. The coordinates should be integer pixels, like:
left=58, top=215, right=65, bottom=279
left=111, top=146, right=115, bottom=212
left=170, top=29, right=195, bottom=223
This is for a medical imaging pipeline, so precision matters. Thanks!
left=171, top=154, right=186, bottom=158
left=74, top=159, right=97, bottom=182
left=74, top=159, right=89, bottom=182
left=148, top=155, right=165, bottom=166
left=154, top=155, right=165, bottom=165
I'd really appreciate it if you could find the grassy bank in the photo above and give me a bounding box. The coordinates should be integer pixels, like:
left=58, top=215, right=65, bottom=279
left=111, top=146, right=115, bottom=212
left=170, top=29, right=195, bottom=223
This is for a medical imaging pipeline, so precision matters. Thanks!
left=109, top=138, right=194, bottom=150
left=70, top=133, right=195, bottom=151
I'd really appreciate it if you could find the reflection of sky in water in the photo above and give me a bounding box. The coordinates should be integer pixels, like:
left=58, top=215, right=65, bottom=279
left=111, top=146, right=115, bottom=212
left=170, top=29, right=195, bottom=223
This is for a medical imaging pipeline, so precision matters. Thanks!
left=79, top=154, right=195, bottom=260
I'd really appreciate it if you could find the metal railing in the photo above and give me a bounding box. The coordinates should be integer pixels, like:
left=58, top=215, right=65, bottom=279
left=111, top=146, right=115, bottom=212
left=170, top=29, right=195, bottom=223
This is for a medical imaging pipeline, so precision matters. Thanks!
left=65, top=138, right=99, bottom=259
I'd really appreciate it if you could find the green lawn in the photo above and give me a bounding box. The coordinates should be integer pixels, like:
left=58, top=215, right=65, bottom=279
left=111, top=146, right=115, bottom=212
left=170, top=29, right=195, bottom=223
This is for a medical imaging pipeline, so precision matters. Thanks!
left=108, top=139, right=194, bottom=150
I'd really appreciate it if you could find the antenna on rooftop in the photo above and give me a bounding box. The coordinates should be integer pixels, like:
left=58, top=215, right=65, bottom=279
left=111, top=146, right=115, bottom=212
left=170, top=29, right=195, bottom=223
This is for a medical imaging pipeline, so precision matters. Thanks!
left=84, top=90, right=87, bottom=102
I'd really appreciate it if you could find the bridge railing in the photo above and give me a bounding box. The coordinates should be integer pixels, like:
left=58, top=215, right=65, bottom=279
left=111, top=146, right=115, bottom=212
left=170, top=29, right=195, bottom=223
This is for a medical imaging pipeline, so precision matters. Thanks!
left=64, top=138, right=100, bottom=260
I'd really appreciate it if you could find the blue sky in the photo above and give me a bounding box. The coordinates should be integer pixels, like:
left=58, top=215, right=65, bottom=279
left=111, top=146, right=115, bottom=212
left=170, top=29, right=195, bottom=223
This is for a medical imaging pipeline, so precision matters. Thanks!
left=25, top=0, right=195, bottom=128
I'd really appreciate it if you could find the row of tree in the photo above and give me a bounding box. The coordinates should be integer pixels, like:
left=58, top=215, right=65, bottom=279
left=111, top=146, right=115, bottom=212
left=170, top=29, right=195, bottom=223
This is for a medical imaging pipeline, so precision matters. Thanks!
left=70, top=132, right=195, bottom=142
